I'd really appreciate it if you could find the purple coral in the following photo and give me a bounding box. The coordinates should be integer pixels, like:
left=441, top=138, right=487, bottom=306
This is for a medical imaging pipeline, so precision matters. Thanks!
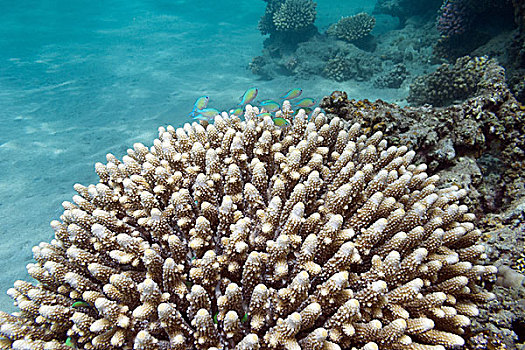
left=437, top=0, right=470, bottom=38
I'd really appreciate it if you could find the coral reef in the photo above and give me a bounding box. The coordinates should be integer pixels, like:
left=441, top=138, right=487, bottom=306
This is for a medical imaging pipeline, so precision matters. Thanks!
left=372, top=64, right=408, bottom=89
left=436, top=0, right=514, bottom=39
left=476, top=201, right=525, bottom=347
left=323, top=55, right=353, bottom=82
left=373, top=0, right=442, bottom=25
left=322, top=53, right=380, bottom=83
left=0, top=101, right=499, bottom=349
left=408, top=56, right=496, bottom=107
left=321, top=58, right=525, bottom=214
left=257, top=0, right=318, bottom=51
left=250, top=12, right=438, bottom=96
left=326, top=13, right=376, bottom=43
left=272, top=0, right=316, bottom=32
left=437, top=0, right=470, bottom=38
left=321, top=77, right=525, bottom=347
left=433, top=0, right=517, bottom=61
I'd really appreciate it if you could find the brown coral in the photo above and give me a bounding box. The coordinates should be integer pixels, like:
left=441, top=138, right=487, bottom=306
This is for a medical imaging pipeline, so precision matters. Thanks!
left=327, top=13, right=376, bottom=43
left=0, top=102, right=497, bottom=349
left=272, top=0, right=317, bottom=32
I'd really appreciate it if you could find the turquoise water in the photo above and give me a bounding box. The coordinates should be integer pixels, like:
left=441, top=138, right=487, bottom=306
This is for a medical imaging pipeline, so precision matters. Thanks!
left=0, top=0, right=382, bottom=311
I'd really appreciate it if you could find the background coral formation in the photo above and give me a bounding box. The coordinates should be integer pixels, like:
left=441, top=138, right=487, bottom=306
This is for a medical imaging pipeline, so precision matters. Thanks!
left=0, top=103, right=498, bottom=349
left=272, top=0, right=317, bottom=32
left=257, top=0, right=318, bottom=51
left=326, top=13, right=376, bottom=43
left=373, top=0, right=442, bottom=25
left=408, top=56, right=495, bottom=107
left=252, top=0, right=524, bottom=104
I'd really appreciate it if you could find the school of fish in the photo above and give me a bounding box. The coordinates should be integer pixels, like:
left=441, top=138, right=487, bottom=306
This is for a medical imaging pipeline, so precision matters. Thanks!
left=188, top=87, right=316, bottom=126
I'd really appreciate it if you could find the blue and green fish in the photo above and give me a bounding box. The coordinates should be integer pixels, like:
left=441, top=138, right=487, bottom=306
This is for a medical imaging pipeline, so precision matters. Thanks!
left=259, top=100, right=280, bottom=112
left=294, top=98, right=316, bottom=108
left=280, top=88, right=302, bottom=100
left=257, top=112, right=273, bottom=118
left=193, top=108, right=220, bottom=122
left=239, top=87, right=258, bottom=105
left=230, top=107, right=244, bottom=116
left=272, top=117, right=289, bottom=127
left=188, top=96, right=209, bottom=117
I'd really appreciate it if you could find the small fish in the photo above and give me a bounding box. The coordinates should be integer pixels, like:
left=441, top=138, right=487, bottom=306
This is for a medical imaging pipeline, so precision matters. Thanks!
left=241, top=313, right=249, bottom=323
left=193, top=108, right=220, bottom=121
left=230, top=107, right=243, bottom=116
left=257, top=112, right=273, bottom=118
left=272, top=117, right=289, bottom=127
left=294, top=98, right=316, bottom=108
left=259, top=100, right=280, bottom=112
left=239, top=87, right=258, bottom=105
left=65, top=337, right=77, bottom=348
left=72, top=301, right=90, bottom=308
left=194, top=96, right=209, bottom=110
left=188, top=96, right=209, bottom=117
left=280, top=88, right=302, bottom=100
left=293, top=107, right=313, bottom=116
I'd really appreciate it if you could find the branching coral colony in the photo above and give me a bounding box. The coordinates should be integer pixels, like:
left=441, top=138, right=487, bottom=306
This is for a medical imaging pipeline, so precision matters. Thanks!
left=0, top=101, right=497, bottom=350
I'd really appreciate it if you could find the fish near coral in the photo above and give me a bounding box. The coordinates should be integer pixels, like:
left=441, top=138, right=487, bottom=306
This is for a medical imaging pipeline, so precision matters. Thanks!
left=238, top=87, right=258, bottom=105
left=272, top=116, right=289, bottom=127
left=188, top=95, right=209, bottom=117
left=280, top=88, right=302, bottom=99
left=257, top=112, right=273, bottom=118
left=193, top=107, right=220, bottom=121
left=230, top=107, right=244, bottom=116
left=259, top=100, right=281, bottom=112
left=295, top=97, right=316, bottom=108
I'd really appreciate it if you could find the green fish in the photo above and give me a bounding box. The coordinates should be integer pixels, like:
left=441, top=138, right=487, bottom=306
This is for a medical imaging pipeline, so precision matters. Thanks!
left=280, top=88, right=302, bottom=100
left=241, top=313, right=249, bottom=323
left=65, top=337, right=77, bottom=348
left=188, top=96, right=209, bottom=117
left=239, top=87, right=258, bottom=105
left=259, top=100, right=280, bottom=112
left=272, top=117, right=289, bottom=127
left=294, top=98, right=316, bottom=108
left=193, top=108, right=220, bottom=121
left=293, top=107, right=313, bottom=116
left=257, top=112, right=273, bottom=118
left=72, top=301, right=90, bottom=308
left=213, top=312, right=219, bottom=324
left=230, top=107, right=244, bottom=116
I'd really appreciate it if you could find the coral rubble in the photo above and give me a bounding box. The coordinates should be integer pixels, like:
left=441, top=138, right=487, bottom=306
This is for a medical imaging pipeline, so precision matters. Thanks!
left=0, top=102, right=499, bottom=349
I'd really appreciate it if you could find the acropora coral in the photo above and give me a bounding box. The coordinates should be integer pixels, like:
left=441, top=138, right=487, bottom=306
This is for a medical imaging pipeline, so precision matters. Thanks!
left=0, top=101, right=497, bottom=349
left=327, top=13, right=376, bottom=43
left=272, top=0, right=317, bottom=32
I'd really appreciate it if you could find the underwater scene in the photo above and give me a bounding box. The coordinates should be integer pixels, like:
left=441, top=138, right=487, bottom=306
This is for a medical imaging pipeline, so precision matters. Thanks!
left=0, top=0, right=524, bottom=348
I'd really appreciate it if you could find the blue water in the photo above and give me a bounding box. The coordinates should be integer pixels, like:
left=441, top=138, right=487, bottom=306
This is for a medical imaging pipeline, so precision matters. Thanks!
left=0, top=0, right=381, bottom=311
